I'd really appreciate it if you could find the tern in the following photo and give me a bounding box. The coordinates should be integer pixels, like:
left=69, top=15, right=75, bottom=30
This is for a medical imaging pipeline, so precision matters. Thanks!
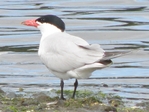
left=22, top=15, right=123, bottom=100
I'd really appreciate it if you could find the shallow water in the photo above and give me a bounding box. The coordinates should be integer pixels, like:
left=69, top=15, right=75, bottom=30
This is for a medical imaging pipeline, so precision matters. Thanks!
left=0, top=0, right=149, bottom=106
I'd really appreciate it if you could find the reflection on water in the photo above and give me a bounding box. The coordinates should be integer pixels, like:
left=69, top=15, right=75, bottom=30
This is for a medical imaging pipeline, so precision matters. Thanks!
left=0, top=44, right=38, bottom=52
left=0, top=0, right=149, bottom=106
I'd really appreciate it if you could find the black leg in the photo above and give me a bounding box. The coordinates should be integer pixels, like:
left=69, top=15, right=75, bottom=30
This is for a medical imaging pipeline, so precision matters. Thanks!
left=72, top=79, right=78, bottom=99
left=60, top=79, right=65, bottom=100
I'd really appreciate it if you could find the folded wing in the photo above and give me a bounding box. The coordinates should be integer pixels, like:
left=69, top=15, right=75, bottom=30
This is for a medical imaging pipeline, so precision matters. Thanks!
left=39, top=33, right=105, bottom=73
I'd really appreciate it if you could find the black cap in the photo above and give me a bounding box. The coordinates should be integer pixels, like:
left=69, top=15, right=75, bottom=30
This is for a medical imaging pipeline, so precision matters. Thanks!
left=36, top=15, right=65, bottom=32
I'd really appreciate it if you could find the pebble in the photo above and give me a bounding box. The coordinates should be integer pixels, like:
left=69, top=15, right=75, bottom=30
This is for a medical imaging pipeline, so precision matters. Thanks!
left=6, top=92, right=16, bottom=99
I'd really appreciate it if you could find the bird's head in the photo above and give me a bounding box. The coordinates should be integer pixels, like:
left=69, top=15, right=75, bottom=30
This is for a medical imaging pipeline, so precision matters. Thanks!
left=22, top=15, right=65, bottom=36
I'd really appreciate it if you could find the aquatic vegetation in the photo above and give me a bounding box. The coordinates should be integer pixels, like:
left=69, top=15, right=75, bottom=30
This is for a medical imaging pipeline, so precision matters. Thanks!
left=0, top=90, right=148, bottom=112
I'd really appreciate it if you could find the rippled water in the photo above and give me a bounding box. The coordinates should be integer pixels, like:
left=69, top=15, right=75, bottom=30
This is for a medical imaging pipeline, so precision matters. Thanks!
left=0, top=0, right=149, bottom=106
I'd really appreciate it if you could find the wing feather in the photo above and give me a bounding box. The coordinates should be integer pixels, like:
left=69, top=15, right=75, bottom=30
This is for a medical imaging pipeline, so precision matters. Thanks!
left=102, top=51, right=131, bottom=60
left=38, top=32, right=105, bottom=73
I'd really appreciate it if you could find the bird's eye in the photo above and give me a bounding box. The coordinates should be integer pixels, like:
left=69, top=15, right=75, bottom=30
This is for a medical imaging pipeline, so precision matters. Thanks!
left=41, top=18, right=45, bottom=22
left=37, top=18, right=46, bottom=23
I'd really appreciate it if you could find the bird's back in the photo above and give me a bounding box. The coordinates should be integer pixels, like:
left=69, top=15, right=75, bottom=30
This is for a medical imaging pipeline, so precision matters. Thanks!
left=38, top=32, right=107, bottom=79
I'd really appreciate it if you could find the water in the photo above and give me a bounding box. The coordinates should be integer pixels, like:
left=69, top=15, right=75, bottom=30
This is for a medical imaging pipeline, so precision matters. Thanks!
left=0, top=0, right=149, bottom=106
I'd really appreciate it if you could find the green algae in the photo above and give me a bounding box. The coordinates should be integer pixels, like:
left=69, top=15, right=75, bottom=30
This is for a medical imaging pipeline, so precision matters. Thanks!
left=0, top=90, right=148, bottom=112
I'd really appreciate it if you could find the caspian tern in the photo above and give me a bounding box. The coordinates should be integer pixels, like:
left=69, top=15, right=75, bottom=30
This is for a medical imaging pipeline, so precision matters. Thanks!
left=22, top=15, right=123, bottom=100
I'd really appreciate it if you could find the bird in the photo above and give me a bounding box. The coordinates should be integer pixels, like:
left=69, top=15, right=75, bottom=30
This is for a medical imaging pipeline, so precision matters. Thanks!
left=22, top=15, right=124, bottom=100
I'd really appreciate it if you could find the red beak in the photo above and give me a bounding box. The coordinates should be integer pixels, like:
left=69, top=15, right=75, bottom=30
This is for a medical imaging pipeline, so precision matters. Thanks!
left=21, top=19, right=38, bottom=27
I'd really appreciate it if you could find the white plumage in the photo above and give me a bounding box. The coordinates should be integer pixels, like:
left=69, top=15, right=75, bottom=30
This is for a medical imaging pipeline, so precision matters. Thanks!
left=38, top=31, right=106, bottom=80
left=22, top=15, right=114, bottom=99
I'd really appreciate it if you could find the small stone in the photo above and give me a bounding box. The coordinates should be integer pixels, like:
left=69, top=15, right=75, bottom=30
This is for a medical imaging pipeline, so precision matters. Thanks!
left=0, top=88, right=5, bottom=94
left=109, top=99, right=121, bottom=107
left=33, top=92, right=50, bottom=102
left=19, top=87, right=24, bottom=92
left=104, top=106, right=117, bottom=112
left=6, top=92, right=16, bottom=99
left=103, top=84, right=108, bottom=87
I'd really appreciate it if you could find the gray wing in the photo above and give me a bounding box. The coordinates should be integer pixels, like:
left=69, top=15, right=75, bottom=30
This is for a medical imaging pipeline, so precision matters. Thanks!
left=102, top=51, right=131, bottom=60
left=97, top=51, right=132, bottom=66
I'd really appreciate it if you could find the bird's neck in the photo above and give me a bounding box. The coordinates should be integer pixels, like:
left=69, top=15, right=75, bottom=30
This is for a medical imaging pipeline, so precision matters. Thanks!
left=37, top=23, right=62, bottom=39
